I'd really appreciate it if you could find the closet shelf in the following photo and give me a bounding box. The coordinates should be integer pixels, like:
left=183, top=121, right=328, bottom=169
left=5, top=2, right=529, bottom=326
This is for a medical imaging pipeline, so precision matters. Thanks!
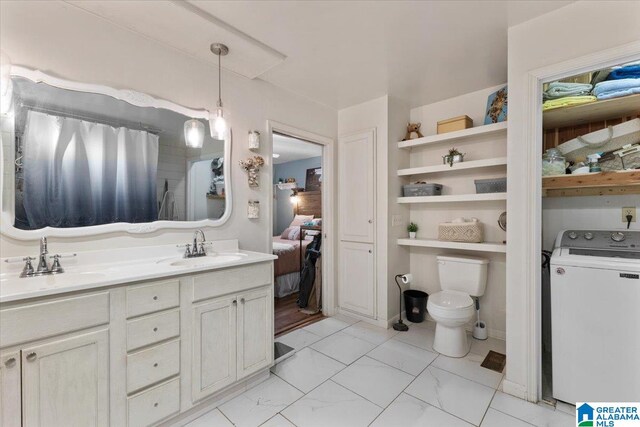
left=542, top=170, right=640, bottom=197
left=398, top=122, right=507, bottom=149
left=543, top=93, right=640, bottom=130
left=397, top=157, right=507, bottom=176
left=397, top=193, right=506, bottom=204
left=206, top=194, right=225, bottom=200
left=397, top=238, right=507, bottom=253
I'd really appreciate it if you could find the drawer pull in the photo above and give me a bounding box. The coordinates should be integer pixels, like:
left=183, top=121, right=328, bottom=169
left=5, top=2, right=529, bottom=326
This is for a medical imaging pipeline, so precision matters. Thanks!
left=26, top=352, right=37, bottom=362
left=153, top=363, right=158, bottom=368
left=153, top=327, right=158, bottom=332
left=232, top=300, right=237, bottom=305
left=153, top=296, right=158, bottom=301
left=240, top=298, right=245, bottom=304
left=4, top=357, right=16, bottom=368
left=154, top=402, right=158, bottom=408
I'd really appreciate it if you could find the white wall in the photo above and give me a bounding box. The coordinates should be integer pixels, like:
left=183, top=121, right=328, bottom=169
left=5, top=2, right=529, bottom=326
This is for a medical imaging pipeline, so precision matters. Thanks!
left=409, top=84, right=507, bottom=338
left=507, top=0, right=640, bottom=400
left=0, top=0, right=336, bottom=257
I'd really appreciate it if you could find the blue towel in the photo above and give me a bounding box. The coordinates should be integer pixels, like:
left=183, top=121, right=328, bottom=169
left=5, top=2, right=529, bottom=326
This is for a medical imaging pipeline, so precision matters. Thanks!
left=594, top=78, right=640, bottom=100
left=608, top=64, right=640, bottom=80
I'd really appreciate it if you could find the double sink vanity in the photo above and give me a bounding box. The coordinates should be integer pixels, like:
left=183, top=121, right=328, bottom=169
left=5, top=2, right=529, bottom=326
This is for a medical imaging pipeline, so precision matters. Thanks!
left=0, top=237, right=277, bottom=427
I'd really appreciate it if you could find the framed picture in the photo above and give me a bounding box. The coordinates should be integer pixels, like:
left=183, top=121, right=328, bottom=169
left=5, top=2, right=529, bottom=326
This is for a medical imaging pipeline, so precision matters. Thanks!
left=305, top=167, right=322, bottom=192
left=484, top=85, right=508, bottom=124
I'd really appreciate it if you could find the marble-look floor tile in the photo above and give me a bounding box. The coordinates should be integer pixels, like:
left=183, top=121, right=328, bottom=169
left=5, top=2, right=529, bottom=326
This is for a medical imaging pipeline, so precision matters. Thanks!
left=392, top=325, right=436, bottom=351
left=281, top=380, right=382, bottom=427
left=259, top=414, right=297, bottom=427
left=184, top=408, right=234, bottom=427
left=367, top=338, right=438, bottom=375
left=432, top=352, right=503, bottom=388
left=481, top=408, right=534, bottom=427
left=310, top=331, right=376, bottom=365
left=275, top=329, right=322, bottom=351
left=341, top=321, right=398, bottom=345
left=271, top=347, right=345, bottom=393
left=332, top=356, right=414, bottom=407
left=331, top=313, right=360, bottom=325
left=303, top=317, right=351, bottom=338
left=370, top=393, right=472, bottom=427
left=219, top=375, right=303, bottom=427
left=405, top=366, right=495, bottom=426
left=490, top=392, right=575, bottom=427
left=406, top=319, right=437, bottom=329
left=469, top=336, right=506, bottom=358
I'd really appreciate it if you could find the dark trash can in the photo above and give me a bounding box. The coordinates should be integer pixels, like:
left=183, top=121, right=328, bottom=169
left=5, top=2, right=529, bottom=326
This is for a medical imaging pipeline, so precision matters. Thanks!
left=404, top=290, right=428, bottom=323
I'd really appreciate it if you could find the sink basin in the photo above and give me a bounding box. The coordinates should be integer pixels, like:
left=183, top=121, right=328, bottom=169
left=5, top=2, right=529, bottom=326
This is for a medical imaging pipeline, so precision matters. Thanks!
left=160, top=253, right=248, bottom=268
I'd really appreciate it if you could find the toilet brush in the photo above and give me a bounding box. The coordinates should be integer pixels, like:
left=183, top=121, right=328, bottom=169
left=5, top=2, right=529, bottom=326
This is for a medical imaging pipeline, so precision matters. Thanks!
left=393, top=274, right=412, bottom=331
left=472, top=297, right=488, bottom=340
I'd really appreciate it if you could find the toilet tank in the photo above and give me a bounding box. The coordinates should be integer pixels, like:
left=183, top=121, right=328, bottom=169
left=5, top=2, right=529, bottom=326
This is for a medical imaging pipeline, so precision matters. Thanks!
left=437, top=255, right=489, bottom=296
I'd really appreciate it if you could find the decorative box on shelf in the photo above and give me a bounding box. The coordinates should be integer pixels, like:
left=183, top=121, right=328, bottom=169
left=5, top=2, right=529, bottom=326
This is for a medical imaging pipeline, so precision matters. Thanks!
left=437, top=115, right=473, bottom=134
left=438, top=218, right=484, bottom=243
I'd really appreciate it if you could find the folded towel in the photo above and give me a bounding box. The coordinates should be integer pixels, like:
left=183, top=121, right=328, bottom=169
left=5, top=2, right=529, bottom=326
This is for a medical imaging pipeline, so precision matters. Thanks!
left=273, top=241, right=295, bottom=253
left=595, top=85, right=640, bottom=100
left=542, top=96, right=597, bottom=111
left=543, top=82, right=593, bottom=100
left=608, top=64, right=640, bottom=80
left=594, top=78, right=640, bottom=99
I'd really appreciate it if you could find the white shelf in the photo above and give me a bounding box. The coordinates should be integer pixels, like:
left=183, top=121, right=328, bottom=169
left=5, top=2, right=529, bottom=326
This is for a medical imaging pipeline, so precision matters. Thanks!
left=397, top=238, right=507, bottom=253
left=398, top=122, right=507, bottom=149
left=398, top=157, right=507, bottom=176
left=398, top=193, right=507, bottom=204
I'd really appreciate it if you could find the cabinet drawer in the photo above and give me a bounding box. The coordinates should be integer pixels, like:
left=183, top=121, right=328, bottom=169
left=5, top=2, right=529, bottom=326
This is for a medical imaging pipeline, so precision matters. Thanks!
left=0, top=292, right=109, bottom=348
left=127, top=339, right=180, bottom=394
left=127, top=378, right=179, bottom=427
left=127, top=309, right=180, bottom=352
left=126, top=280, right=179, bottom=318
left=193, top=262, right=272, bottom=302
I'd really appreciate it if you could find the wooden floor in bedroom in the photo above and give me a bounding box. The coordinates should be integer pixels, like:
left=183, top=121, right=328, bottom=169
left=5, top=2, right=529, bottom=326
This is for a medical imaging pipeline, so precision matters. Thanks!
left=274, top=293, right=324, bottom=337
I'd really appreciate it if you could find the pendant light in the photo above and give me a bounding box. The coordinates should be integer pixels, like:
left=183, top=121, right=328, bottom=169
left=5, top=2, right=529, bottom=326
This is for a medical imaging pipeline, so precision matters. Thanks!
left=184, top=118, right=204, bottom=148
left=210, top=43, right=229, bottom=140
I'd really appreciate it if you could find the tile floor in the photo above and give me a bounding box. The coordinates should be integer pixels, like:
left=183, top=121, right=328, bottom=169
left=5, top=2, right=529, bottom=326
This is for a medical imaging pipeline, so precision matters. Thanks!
left=183, top=316, right=576, bottom=427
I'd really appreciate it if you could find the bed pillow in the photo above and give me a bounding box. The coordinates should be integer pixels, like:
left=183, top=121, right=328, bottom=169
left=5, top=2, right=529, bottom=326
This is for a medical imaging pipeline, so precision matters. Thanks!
left=280, top=227, right=301, bottom=240
left=289, top=214, right=313, bottom=227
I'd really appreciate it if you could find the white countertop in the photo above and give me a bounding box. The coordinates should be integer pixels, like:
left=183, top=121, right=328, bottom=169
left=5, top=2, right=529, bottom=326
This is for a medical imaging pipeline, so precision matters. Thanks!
left=0, top=240, right=277, bottom=304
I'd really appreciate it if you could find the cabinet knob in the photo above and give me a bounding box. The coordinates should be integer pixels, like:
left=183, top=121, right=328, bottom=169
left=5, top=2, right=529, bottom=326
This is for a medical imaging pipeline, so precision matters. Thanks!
left=153, top=363, right=158, bottom=368
left=4, top=357, right=16, bottom=368
left=26, top=352, right=37, bottom=362
left=154, top=402, right=159, bottom=408
left=368, top=219, right=373, bottom=224
left=153, top=327, right=158, bottom=332
left=368, top=249, right=372, bottom=254
left=240, top=298, right=245, bottom=304
left=153, top=296, right=158, bottom=301
left=232, top=300, right=237, bottom=305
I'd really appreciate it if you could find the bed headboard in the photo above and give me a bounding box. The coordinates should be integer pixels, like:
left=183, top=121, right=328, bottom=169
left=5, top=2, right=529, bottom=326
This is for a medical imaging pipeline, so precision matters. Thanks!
left=296, top=191, right=322, bottom=218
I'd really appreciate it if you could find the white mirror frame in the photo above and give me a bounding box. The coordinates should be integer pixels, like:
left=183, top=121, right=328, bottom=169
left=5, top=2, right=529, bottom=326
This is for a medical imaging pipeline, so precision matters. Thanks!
left=0, top=66, right=232, bottom=240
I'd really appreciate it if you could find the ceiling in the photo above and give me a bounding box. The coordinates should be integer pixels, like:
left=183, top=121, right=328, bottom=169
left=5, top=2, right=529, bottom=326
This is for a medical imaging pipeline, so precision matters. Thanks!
left=66, top=0, right=574, bottom=110
left=273, top=134, right=322, bottom=165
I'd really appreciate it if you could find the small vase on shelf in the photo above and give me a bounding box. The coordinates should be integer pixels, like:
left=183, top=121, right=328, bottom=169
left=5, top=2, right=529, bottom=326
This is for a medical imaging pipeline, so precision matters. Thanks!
left=409, top=231, right=417, bottom=239
left=408, top=222, right=418, bottom=239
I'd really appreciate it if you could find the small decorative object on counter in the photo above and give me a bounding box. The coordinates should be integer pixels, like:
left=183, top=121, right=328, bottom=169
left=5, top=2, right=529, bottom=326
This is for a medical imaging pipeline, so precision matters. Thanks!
left=474, top=177, right=507, bottom=193
left=484, top=85, right=508, bottom=124
left=437, top=115, right=473, bottom=134
left=248, top=130, right=260, bottom=151
left=438, top=217, right=484, bottom=243
left=403, top=123, right=424, bottom=141
left=587, top=153, right=602, bottom=173
left=443, top=148, right=465, bottom=167
left=247, top=200, right=260, bottom=219
left=402, top=182, right=443, bottom=197
left=239, top=156, right=265, bottom=187
left=408, top=222, right=418, bottom=239
left=542, top=148, right=566, bottom=176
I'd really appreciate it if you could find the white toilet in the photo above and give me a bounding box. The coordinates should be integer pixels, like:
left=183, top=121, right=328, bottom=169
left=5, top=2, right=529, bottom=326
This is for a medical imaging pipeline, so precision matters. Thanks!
left=427, top=255, right=489, bottom=358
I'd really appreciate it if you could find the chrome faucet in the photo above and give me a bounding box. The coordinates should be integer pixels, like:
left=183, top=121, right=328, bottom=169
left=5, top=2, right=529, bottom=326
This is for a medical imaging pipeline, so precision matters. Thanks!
left=36, top=237, right=49, bottom=274
left=178, top=230, right=210, bottom=258
left=8, top=236, right=77, bottom=278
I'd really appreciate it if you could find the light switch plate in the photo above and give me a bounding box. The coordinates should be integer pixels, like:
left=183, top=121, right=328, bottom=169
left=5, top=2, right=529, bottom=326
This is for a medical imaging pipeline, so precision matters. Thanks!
left=622, top=207, right=636, bottom=222
left=392, top=214, right=403, bottom=227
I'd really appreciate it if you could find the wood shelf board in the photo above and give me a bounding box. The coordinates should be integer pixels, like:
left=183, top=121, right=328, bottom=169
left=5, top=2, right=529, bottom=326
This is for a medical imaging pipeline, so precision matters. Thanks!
left=543, top=94, right=640, bottom=130
left=398, top=157, right=507, bottom=176
left=397, top=238, right=507, bottom=253
left=541, top=170, right=640, bottom=197
left=397, top=193, right=507, bottom=204
left=206, top=194, right=225, bottom=200
left=398, top=122, right=507, bottom=149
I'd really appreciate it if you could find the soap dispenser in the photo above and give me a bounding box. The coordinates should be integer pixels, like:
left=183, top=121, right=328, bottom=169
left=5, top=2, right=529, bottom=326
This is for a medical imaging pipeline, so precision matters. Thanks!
left=587, top=153, right=602, bottom=173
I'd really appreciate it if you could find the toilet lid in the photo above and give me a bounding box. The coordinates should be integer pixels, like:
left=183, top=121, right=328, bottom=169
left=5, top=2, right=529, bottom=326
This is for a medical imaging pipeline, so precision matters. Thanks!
left=429, top=291, right=473, bottom=310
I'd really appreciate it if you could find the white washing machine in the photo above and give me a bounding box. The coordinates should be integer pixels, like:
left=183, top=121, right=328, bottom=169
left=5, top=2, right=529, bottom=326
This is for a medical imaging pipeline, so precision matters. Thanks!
left=551, top=229, right=640, bottom=404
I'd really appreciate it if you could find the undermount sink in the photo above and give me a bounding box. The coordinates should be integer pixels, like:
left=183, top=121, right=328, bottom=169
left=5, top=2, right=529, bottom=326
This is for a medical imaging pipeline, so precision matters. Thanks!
left=160, top=253, right=248, bottom=268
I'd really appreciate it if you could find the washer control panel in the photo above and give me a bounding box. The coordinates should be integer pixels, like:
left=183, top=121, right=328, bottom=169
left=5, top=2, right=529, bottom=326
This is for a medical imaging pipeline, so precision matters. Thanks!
left=559, top=230, right=640, bottom=251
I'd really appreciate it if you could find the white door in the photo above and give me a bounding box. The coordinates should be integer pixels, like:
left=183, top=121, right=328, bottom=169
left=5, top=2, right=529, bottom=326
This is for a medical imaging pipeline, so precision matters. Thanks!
left=237, top=287, right=273, bottom=379
left=338, top=242, right=375, bottom=318
left=191, top=296, right=237, bottom=402
left=21, top=329, right=109, bottom=427
left=339, top=129, right=375, bottom=243
left=0, top=350, right=21, bottom=427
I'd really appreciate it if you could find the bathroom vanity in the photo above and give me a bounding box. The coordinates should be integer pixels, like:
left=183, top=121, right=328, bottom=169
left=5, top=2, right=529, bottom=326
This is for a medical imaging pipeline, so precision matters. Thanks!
left=0, top=240, right=276, bottom=427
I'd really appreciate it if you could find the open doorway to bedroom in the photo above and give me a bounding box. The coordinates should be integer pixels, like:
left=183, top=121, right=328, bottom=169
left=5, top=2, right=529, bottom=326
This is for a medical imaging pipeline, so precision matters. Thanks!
left=272, top=132, right=325, bottom=336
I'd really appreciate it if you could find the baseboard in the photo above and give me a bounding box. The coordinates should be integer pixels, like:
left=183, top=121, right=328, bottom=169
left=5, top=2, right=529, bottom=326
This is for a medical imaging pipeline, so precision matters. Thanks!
left=336, top=307, right=388, bottom=328
left=502, top=379, right=529, bottom=401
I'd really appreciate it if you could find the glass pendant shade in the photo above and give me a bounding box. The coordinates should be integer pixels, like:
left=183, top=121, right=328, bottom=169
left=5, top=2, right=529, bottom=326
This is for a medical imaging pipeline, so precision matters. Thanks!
left=184, top=118, right=204, bottom=148
left=0, top=50, right=12, bottom=114
left=210, top=107, right=227, bottom=140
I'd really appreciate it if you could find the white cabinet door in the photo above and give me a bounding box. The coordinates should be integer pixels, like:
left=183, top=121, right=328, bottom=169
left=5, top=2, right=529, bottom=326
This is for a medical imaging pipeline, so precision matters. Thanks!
left=339, top=129, right=375, bottom=243
left=338, top=242, right=375, bottom=318
left=237, top=287, right=273, bottom=379
left=21, top=329, right=109, bottom=427
left=0, top=350, right=21, bottom=427
left=191, top=296, right=237, bottom=403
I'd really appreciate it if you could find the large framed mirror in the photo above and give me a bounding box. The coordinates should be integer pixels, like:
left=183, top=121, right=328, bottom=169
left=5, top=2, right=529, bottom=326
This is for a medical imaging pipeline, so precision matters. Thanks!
left=0, top=67, right=232, bottom=240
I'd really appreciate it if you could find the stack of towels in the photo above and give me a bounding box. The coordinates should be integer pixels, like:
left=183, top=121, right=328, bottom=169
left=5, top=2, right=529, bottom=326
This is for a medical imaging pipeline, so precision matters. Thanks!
left=593, top=64, right=640, bottom=100
left=542, top=82, right=595, bottom=111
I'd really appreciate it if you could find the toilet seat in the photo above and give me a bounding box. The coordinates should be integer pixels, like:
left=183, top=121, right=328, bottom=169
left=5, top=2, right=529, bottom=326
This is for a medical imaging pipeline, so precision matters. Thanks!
left=429, top=290, right=473, bottom=309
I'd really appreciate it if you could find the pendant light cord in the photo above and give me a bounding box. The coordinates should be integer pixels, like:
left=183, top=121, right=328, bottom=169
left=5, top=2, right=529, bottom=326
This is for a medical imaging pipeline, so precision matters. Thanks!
left=218, top=53, right=222, bottom=108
